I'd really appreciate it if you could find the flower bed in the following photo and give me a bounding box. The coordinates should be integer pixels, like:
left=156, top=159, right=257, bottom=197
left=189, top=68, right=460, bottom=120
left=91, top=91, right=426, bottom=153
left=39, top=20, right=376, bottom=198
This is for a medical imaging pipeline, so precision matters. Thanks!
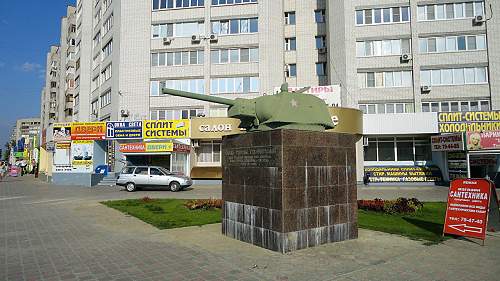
left=358, top=197, right=424, bottom=214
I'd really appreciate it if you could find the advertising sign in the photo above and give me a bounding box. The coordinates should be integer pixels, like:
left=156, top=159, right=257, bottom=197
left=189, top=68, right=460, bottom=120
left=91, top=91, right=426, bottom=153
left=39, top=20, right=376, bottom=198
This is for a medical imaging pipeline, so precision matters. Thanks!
left=106, top=121, right=142, bottom=139
left=190, top=118, right=241, bottom=139
left=447, top=151, right=468, bottom=180
left=273, top=85, right=341, bottom=106
left=431, top=133, right=464, bottom=152
left=71, top=122, right=106, bottom=140
left=173, top=143, right=191, bottom=153
left=71, top=140, right=94, bottom=172
left=438, top=111, right=500, bottom=133
left=466, top=131, right=500, bottom=151
left=119, top=142, right=173, bottom=153
left=364, top=166, right=443, bottom=183
left=143, top=120, right=190, bottom=139
left=443, top=179, right=496, bottom=240
left=53, top=123, right=72, bottom=142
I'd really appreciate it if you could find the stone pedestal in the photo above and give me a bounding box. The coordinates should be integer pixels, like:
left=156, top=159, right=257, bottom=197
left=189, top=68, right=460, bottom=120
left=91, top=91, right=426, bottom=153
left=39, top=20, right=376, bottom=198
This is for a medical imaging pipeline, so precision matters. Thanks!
left=222, top=129, right=358, bottom=253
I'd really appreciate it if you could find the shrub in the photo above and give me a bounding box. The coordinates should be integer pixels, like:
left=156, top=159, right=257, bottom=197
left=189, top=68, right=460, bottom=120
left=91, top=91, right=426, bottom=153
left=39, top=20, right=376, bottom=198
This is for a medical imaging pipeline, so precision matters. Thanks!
left=358, top=198, right=385, bottom=212
left=358, top=198, right=424, bottom=214
left=141, top=196, right=154, bottom=203
left=184, top=198, right=223, bottom=210
left=144, top=204, right=164, bottom=213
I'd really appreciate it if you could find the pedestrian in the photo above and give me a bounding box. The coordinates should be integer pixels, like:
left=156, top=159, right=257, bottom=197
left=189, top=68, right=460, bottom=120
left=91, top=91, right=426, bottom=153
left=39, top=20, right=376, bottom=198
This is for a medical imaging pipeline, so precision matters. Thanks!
left=0, top=161, right=6, bottom=181
left=363, top=172, right=371, bottom=185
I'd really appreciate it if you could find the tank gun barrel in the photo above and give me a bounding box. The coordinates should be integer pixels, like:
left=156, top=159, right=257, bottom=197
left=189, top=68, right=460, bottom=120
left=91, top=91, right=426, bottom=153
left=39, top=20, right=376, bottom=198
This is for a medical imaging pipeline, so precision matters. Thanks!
left=162, top=88, right=235, bottom=106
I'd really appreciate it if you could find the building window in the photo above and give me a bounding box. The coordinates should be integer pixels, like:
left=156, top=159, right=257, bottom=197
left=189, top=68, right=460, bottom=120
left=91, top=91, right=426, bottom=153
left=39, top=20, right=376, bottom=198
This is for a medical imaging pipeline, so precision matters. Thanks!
left=91, top=75, right=100, bottom=92
left=315, top=9, right=325, bottom=23
left=356, top=6, right=410, bottom=25
left=209, top=107, right=227, bottom=117
left=101, top=39, right=113, bottom=60
left=150, top=108, right=204, bottom=120
left=284, top=38, right=296, bottom=51
left=151, top=50, right=204, bottom=66
left=196, top=140, right=221, bottom=164
left=211, top=0, right=257, bottom=6
left=210, top=47, right=258, bottom=64
left=151, top=79, right=205, bottom=96
left=286, top=64, right=296, bottom=77
left=51, top=82, right=57, bottom=88
left=356, top=39, right=411, bottom=57
left=102, top=13, right=113, bottom=35
left=210, top=77, right=259, bottom=94
left=285, top=12, right=296, bottom=25
left=359, top=103, right=414, bottom=114
left=420, top=67, right=488, bottom=86
left=316, top=62, right=326, bottom=76
left=315, top=36, right=326, bottom=49
left=100, top=89, right=111, bottom=108
left=91, top=100, right=98, bottom=115
left=93, top=32, right=101, bottom=48
left=101, top=64, right=112, bottom=84
left=364, top=137, right=432, bottom=162
left=418, top=2, right=484, bottom=21
left=421, top=100, right=490, bottom=112
left=358, top=71, right=412, bottom=88
left=419, top=34, right=486, bottom=54
left=153, top=0, right=205, bottom=11
left=211, top=18, right=258, bottom=35
left=152, top=22, right=204, bottom=38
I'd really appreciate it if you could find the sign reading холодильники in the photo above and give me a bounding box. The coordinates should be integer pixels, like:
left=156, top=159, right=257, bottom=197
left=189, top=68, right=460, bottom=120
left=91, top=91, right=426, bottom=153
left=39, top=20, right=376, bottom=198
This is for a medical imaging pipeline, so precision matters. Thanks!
left=438, top=111, right=500, bottom=133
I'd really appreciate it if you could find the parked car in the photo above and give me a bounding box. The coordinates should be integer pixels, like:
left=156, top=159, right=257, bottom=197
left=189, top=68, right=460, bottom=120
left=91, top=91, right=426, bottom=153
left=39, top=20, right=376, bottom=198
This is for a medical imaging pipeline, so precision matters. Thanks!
left=116, top=166, right=192, bottom=192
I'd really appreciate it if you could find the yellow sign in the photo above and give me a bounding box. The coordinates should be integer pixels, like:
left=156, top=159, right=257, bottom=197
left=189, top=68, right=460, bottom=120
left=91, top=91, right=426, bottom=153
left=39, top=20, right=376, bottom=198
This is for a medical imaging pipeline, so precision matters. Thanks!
left=143, top=120, right=190, bottom=139
left=145, top=142, right=173, bottom=152
left=190, top=117, right=242, bottom=139
left=438, top=111, right=500, bottom=133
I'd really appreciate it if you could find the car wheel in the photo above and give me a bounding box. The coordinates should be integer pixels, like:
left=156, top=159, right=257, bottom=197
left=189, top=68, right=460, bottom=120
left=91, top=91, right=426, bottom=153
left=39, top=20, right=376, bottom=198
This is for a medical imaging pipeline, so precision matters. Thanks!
left=126, top=182, right=136, bottom=192
left=170, top=181, right=181, bottom=192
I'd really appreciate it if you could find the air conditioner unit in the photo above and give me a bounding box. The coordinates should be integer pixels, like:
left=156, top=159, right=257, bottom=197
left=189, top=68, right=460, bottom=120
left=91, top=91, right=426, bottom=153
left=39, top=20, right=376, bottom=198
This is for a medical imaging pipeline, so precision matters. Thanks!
left=421, top=85, right=432, bottom=93
left=120, top=109, right=129, bottom=117
left=192, top=140, right=200, bottom=148
left=400, top=53, right=412, bottom=63
left=163, top=37, right=173, bottom=45
left=209, top=34, right=218, bottom=42
left=191, top=34, right=201, bottom=43
left=472, top=15, right=486, bottom=25
left=318, top=47, right=327, bottom=54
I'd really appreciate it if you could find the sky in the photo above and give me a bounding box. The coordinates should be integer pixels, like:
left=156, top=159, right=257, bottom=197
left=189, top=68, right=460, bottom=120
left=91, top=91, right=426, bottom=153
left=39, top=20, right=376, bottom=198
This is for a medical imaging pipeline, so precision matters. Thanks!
left=0, top=0, right=75, bottom=148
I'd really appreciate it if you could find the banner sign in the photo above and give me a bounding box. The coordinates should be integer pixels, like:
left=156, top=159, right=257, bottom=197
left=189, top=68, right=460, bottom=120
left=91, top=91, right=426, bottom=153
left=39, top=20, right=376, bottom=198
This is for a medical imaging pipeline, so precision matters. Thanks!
left=364, top=166, right=443, bottom=183
left=466, top=131, right=500, bottom=151
left=71, top=140, right=94, bottom=172
left=119, top=142, right=173, bottom=153
left=143, top=120, right=190, bottom=139
left=443, top=179, right=498, bottom=240
left=173, top=143, right=191, bottom=153
left=447, top=152, right=467, bottom=180
left=106, top=121, right=142, bottom=139
left=431, top=133, right=464, bottom=152
left=190, top=118, right=241, bottom=139
left=273, top=85, right=341, bottom=106
left=71, top=122, right=106, bottom=140
left=55, top=142, right=71, bottom=149
left=438, top=111, right=500, bottom=133
left=53, top=123, right=72, bottom=142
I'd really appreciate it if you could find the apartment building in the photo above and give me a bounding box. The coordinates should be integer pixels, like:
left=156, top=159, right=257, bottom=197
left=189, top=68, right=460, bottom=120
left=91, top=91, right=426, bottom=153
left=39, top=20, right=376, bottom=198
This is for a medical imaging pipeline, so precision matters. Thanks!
left=12, top=118, right=41, bottom=142
left=40, top=46, right=59, bottom=132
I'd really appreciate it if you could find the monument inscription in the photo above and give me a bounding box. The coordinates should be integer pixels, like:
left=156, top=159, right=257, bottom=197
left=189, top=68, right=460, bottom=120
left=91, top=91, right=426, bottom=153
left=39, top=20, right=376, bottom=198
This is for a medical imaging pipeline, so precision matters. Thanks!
left=225, top=146, right=279, bottom=167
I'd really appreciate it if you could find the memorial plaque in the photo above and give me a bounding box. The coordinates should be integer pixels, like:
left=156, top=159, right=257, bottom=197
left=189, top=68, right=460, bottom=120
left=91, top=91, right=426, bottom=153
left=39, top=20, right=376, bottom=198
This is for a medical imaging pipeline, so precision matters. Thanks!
left=224, top=146, right=279, bottom=167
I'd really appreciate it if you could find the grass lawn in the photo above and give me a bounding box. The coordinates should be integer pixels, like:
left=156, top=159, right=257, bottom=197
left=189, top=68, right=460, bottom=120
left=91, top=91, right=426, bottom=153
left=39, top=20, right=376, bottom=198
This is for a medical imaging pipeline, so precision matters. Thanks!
left=103, top=198, right=448, bottom=243
left=358, top=202, right=447, bottom=243
left=101, top=198, right=222, bottom=229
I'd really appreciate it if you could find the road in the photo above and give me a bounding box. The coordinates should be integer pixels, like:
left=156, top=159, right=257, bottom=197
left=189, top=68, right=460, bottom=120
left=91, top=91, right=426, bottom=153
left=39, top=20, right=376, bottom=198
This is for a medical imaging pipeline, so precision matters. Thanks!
left=1, top=176, right=499, bottom=281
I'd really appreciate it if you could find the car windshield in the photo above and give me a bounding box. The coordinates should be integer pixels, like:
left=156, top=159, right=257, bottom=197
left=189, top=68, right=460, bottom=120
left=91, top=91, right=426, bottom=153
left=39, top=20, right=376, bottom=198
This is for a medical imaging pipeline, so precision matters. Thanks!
left=158, top=167, right=172, bottom=175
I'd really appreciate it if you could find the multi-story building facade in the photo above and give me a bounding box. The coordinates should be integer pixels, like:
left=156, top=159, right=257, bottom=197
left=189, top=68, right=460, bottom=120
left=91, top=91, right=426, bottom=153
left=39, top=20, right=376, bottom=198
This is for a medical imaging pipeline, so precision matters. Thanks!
left=40, top=0, right=500, bottom=183
left=40, top=46, right=60, bottom=132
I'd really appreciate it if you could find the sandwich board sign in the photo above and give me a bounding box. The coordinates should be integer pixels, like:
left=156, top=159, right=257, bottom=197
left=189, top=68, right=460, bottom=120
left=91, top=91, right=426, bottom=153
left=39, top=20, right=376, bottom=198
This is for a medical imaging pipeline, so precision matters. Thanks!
left=443, top=178, right=500, bottom=243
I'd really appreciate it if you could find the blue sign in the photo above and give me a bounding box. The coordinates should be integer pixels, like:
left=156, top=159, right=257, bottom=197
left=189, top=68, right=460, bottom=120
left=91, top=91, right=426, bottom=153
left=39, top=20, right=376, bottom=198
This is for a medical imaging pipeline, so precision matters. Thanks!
left=106, top=121, right=142, bottom=139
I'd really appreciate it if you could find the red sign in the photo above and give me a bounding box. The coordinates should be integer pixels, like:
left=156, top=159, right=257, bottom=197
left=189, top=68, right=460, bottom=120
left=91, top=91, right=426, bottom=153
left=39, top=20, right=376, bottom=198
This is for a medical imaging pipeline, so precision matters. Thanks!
left=119, top=143, right=146, bottom=153
left=173, top=143, right=191, bottom=153
left=466, top=131, right=500, bottom=151
left=71, top=122, right=106, bottom=140
left=443, top=179, right=492, bottom=240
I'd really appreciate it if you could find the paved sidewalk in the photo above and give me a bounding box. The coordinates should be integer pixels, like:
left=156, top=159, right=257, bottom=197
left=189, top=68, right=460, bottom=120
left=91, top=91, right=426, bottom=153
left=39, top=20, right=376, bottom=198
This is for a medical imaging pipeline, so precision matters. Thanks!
left=1, top=177, right=499, bottom=281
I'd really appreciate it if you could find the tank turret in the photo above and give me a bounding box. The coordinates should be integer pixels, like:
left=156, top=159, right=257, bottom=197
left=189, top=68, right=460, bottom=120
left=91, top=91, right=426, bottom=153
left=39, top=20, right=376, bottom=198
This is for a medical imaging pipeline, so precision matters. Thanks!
left=162, top=83, right=335, bottom=132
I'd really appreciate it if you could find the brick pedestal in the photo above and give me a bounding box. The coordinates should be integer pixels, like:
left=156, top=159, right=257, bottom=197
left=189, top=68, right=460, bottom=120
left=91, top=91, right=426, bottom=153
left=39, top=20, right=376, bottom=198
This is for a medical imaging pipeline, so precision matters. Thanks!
left=222, top=129, right=358, bottom=253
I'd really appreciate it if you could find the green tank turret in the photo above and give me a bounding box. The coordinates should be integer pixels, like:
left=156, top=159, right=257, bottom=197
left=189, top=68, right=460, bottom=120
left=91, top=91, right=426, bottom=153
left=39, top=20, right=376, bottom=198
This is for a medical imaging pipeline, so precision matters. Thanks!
left=161, top=83, right=335, bottom=132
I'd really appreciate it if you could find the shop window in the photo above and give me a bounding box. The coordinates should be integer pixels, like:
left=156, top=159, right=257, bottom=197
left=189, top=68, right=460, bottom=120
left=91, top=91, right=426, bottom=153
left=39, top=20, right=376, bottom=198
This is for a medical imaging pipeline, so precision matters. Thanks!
left=196, top=141, right=221, bottom=164
left=377, top=138, right=395, bottom=161
left=172, top=153, right=188, bottom=175
left=364, top=137, right=432, bottom=162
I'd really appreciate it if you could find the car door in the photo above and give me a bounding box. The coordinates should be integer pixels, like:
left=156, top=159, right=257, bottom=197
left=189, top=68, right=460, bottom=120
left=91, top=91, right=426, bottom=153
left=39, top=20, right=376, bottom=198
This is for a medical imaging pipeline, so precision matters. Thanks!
left=149, top=167, right=167, bottom=187
left=133, top=167, right=149, bottom=185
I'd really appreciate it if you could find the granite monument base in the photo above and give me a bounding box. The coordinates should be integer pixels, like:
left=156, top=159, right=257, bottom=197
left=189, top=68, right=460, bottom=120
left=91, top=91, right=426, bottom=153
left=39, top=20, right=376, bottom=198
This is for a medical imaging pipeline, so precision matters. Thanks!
left=222, top=129, right=358, bottom=253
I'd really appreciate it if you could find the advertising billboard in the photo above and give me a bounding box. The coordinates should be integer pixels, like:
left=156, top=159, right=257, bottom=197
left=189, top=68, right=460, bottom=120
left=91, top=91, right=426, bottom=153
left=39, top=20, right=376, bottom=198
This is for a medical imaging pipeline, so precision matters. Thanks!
left=71, top=122, right=106, bottom=140
left=106, top=121, right=142, bottom=139
left=142, top=120, right=190, bottom=139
